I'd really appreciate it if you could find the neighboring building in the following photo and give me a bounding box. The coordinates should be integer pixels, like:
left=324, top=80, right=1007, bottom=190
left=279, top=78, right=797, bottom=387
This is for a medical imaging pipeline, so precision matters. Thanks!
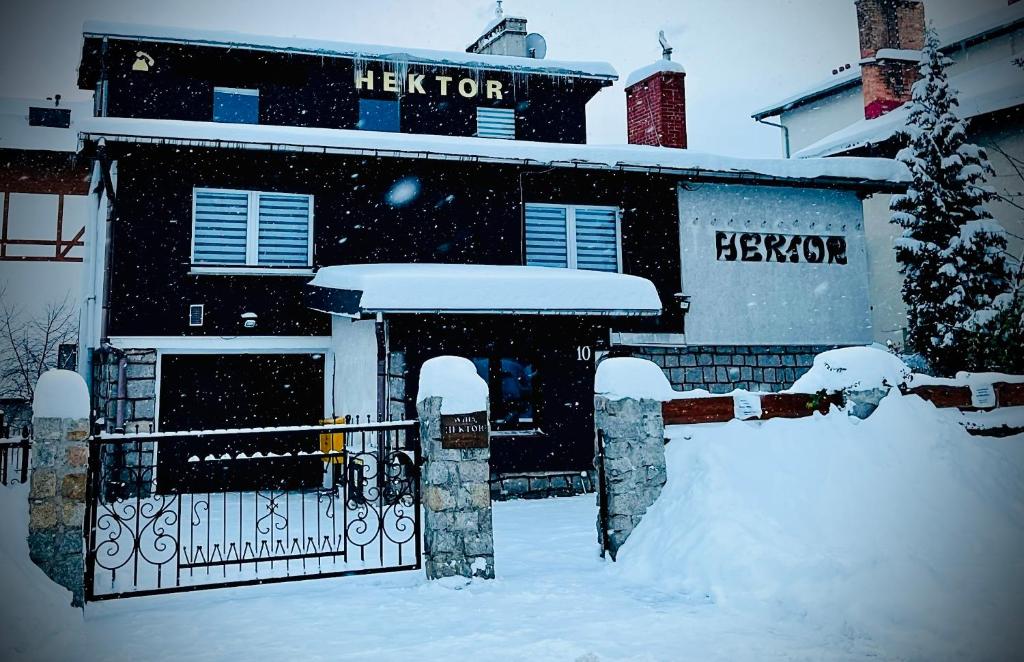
left=73, top=13, right=902, bottom=495
left=0, top=97, right=91, bottom=263
left=752, top=0, right=1024, bottom=346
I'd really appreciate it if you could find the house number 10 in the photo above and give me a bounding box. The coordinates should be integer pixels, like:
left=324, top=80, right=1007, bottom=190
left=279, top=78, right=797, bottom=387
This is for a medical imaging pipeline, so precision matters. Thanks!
left=576, top=346, right=592, bottom=361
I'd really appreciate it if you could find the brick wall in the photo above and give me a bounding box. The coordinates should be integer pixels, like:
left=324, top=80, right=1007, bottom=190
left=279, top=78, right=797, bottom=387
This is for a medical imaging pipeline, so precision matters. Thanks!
left=626, top=71, right=687, bottom=149
left=855, top=0, right=924, bottom=119
left=627, top=345, right=837, bottom=393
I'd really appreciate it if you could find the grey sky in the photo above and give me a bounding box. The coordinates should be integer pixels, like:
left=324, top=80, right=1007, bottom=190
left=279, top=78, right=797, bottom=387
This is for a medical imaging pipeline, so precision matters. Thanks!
left=0, top=0, right=1009, bottom=157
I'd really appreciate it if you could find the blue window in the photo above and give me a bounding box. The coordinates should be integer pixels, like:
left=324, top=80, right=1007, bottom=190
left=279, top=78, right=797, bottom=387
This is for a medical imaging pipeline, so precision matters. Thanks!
left=213, top=87, right=259, bottom=124
left=358, top=99, right=400, bottom=132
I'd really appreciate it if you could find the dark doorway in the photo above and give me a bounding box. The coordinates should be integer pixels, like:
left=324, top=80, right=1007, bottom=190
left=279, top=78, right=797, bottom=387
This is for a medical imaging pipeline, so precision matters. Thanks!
left=157, top=353, right=325, bottom=493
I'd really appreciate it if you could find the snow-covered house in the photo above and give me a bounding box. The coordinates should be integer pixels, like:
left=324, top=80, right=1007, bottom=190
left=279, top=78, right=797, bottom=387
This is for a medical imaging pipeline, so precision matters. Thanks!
left=751, top=0, right=1024, bottom=346
left=73, top=13, right=904, bottom=495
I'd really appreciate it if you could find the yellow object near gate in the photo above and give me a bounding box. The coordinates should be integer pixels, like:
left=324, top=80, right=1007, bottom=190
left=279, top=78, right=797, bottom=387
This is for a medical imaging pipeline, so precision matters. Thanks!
left=319, top=417, right=346, bottom=464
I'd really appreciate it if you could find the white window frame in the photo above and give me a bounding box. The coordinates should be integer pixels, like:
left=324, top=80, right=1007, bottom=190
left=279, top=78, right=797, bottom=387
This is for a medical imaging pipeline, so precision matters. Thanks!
left=525, top=202, right=622, bottom=272
left=190, top=187, right=314, bottom=275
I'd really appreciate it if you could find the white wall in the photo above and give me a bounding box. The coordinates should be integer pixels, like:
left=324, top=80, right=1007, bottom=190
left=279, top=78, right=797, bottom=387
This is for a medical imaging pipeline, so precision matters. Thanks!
left=861, top=193, right=907, bottom=346
left=678, top=183, right=872, bottom=346
left=329, top=316, right=378, bottom=421
left=780, top=85, right=864, bottom=155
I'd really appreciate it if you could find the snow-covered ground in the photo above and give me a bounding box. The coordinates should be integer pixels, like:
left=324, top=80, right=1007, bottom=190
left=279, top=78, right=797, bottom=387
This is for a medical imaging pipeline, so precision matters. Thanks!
left=3, top=390, right=1023, bottom=661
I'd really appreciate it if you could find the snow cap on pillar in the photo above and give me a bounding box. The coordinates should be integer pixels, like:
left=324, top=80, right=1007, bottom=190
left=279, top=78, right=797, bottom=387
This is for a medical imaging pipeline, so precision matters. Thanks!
left=625, top=31, right=687, bottom=149
left=417, top=356, right=488, bottom=414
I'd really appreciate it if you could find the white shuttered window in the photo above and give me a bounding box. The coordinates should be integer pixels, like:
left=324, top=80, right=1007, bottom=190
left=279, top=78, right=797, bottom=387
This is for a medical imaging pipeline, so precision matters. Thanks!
left=192, top=188, right=313, bottom=270
left=524, top=203, right=621, bottom=273
left=476, top=107, right=515, bottom=139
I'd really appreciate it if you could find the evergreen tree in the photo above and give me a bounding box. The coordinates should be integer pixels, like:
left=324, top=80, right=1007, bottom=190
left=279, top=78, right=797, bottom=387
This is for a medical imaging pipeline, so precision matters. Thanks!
left=890, top=27, right=1009, bottom=374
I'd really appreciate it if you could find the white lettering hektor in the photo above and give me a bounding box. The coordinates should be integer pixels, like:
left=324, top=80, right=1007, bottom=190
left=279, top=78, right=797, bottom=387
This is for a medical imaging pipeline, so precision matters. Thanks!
left=354, top=70, right=504, bottom=99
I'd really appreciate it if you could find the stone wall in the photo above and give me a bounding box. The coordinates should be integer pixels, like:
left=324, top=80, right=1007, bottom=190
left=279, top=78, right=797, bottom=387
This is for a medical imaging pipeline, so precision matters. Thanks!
left=594, top=395, right=667, bottom=560
left=628, top=345, right=835, bottom=393
left=388, top=351, right=408, bottom=422
left=93, top=348, right=157, bottom=432
left=28, top=416, right=90, bottom=607
left=417, top=396, right=495, bottom=581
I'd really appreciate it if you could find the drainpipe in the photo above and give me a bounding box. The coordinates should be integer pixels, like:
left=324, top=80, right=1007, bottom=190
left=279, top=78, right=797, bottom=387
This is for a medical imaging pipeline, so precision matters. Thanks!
left=756, top=117, right=791, bottom=158
left=96, top=141, right=117, bottom=345
left=115, top=352, right=128, bottom=433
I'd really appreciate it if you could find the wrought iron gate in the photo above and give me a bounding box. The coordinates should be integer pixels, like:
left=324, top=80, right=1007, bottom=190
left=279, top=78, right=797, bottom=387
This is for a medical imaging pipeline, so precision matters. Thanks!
left=84, top=420, right=420, bottom=601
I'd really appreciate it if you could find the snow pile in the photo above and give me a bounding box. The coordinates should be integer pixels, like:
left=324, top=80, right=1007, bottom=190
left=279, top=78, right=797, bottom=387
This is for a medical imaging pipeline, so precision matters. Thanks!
left=910, top=371, right=1024, bottom=387
left=0, top=484, right=81, bottom=657
left=788, top=345, right=911, bottom=392
left=32, top=370, right=90, bottom=419
left=417, top=356, right=489, bottom=414
left=624, top=59, right=686, bottom=88
left=594, top=357, right=677, bottom=401
left=616, top=392, right=1024, bottom=659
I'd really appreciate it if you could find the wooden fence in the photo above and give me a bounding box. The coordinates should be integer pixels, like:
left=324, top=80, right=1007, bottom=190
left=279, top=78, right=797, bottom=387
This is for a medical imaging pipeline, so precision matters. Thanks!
left=661, top=382, right=1023, bottom=436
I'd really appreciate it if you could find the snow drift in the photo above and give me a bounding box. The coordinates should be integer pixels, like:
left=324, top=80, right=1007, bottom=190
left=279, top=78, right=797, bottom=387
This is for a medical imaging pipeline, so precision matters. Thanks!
left=615, top=392, right=1024, bottom=659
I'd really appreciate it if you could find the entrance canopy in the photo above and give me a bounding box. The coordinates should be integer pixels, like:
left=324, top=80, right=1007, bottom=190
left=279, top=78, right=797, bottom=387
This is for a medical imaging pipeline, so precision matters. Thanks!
left=307, top=264, right=662, bottom=317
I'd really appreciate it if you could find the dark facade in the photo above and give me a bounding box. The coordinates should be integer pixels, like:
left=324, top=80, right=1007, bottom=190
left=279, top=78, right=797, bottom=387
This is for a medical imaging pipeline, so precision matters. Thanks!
left=78, top=36, right=607, bottom=144
left=76, top=22, right=890, bottom=496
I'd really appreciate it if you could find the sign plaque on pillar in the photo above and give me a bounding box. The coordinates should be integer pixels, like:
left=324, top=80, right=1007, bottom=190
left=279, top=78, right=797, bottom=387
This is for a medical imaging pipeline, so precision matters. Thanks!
left=440, top=411, right=488, bottom=449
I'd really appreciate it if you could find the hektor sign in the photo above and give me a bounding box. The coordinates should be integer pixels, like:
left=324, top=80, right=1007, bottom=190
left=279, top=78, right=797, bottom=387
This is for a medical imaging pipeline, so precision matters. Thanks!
left=356, top=70, right=505, bottom=99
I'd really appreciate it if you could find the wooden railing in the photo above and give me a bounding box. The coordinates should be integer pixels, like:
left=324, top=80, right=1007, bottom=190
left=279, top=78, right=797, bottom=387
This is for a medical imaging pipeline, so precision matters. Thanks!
left=662, top=391, right=844, bottom=425
left=900, top=382, right=1024, bottom=410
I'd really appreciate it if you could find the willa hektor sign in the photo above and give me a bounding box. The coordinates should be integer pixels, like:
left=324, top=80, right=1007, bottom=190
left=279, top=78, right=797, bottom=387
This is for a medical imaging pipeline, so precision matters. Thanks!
left=679, top=183, right=872, bottom=346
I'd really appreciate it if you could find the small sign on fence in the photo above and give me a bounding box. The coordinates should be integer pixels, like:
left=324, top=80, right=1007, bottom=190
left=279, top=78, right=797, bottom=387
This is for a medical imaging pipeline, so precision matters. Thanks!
left=970, top=383, right=997, bottom=409
left=733, top=392, right=763, bottom=420
left=441, top=411, right=488, bottom=449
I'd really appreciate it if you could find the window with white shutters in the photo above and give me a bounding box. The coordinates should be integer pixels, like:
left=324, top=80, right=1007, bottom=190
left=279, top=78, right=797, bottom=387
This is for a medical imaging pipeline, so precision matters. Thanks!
left=524, top=203, right=620, bottom=273
left=476, top=107, right=515, bottom=139
left=524, top=204, right=568, bottom=268
left=191, top=188, right=313, bottom=270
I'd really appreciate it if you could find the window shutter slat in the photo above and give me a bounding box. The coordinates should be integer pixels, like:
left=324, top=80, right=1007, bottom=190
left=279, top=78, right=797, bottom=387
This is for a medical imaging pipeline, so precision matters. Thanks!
left=477, top=107, right=515, bottom=139
left=574, top=208, right=618, bottom=272
left=525, top=204, right=567, bottom=268
left=193, top=190, right=248, bottom=264
left=258, top=194, right=310, bottom=266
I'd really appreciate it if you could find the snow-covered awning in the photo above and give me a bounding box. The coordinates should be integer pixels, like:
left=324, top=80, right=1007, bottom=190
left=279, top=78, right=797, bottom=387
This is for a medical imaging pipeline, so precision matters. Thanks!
left=78, top=116, right=910, bottom=189
left=306, top=264, right=662, bottom=317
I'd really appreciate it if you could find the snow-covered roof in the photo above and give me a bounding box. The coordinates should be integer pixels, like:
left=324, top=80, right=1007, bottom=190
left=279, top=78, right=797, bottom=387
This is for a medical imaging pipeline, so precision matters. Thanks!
left=751, top=68, right=862, bottom=121
left=751, top=2, right=1024, bottom=120
left=795, top=56, right=1024, bottom=159
left=78, top=116, right=910, bottom=187
left=82, top=20, right=617, bottom=81
left=624, top=59, right=686, bottom=88
left=0, top=97, right=91, bottom=152
left=306, top=264, right=662, bottom=316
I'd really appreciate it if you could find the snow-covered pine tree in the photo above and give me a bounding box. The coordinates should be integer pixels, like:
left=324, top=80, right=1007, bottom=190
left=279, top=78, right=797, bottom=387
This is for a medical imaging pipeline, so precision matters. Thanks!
left=890, top=26, right=1009, bottom=374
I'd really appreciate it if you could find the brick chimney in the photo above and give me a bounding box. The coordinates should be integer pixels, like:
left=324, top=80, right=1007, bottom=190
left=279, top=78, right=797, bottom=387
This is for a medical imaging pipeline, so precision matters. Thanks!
left=855, top=0, right=925, bottom=119
left=625, top=35, right=687, bottom=149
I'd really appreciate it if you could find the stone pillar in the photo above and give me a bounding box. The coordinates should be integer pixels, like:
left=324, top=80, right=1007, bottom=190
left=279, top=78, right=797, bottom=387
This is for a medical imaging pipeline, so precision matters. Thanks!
left=28, top=416, right=90, bottom=607
left=416, top=356, right=494, bottom=581
left=595, top=395, right=667, bottom=560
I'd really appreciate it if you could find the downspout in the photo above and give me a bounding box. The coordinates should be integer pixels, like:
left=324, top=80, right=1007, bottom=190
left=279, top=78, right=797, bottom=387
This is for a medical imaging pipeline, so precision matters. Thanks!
left=757, top=117, right=791, bottom=159
left=96, top=140, right=117, bottom=346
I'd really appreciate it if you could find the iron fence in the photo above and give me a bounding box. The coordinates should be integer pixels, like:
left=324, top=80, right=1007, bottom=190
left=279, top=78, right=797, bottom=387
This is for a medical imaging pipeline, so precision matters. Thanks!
left=0, top=427, right=31, bottom=486
left=85, top=420, right=421, bottom=601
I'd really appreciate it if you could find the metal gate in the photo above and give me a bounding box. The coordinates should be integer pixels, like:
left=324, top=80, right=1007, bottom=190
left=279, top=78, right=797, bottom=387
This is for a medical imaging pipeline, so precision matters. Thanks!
left=84, top=420, right=420, bottom=601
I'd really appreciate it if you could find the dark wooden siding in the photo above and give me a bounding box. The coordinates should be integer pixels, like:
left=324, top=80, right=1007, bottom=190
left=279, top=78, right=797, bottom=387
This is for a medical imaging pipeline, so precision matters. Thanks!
left=82, top=38, right=602, bottom=144
left=104, top=144, right=683, bottom=337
